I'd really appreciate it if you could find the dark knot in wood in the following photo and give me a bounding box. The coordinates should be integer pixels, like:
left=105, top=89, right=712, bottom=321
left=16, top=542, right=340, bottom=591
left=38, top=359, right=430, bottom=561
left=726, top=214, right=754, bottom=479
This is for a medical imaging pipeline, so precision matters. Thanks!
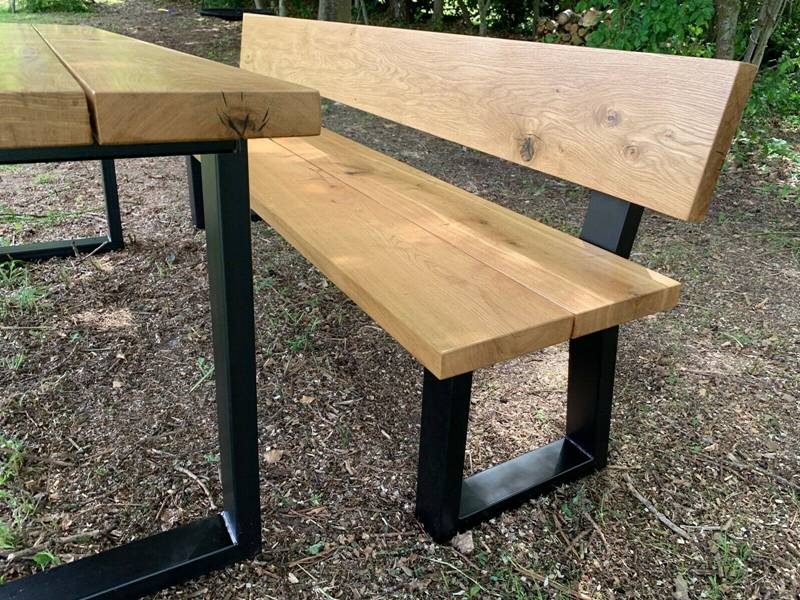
left=519, top=136, right=535, bottom=162
left=217, top=91, right=271, bottom=139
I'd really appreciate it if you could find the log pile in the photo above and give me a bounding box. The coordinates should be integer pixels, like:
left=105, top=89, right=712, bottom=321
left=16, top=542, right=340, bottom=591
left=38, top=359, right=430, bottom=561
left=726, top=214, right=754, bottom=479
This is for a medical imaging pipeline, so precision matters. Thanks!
left=535, top=7, right=608, bottom=45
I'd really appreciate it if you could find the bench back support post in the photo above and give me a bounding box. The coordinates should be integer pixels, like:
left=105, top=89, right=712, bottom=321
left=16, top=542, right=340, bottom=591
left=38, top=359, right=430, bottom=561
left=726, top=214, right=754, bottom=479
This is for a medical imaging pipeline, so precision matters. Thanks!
left=566, top=190, right=643, bottom=467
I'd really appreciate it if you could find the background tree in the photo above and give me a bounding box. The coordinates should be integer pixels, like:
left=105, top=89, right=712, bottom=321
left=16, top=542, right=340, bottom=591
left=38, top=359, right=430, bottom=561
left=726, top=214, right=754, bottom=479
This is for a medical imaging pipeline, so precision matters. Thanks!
left=318, top=0, right=351, bottom=21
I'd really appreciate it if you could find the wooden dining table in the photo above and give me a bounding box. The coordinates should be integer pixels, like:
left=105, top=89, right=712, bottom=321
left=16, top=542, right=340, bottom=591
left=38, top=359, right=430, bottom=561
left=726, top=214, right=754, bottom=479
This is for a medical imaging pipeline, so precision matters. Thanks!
left=0, top=23, right=320, bottom=600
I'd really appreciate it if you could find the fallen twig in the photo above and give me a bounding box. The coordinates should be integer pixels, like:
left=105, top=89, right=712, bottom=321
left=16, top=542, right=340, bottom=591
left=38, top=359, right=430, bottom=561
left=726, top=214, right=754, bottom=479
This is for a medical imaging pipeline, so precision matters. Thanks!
left=2, top=530, right=104, bottom=561
left=174, top=465, right=217, bottom=510
left=624, top=474, right=693, bottom=542
left=582, top=511, right=610, bottom=553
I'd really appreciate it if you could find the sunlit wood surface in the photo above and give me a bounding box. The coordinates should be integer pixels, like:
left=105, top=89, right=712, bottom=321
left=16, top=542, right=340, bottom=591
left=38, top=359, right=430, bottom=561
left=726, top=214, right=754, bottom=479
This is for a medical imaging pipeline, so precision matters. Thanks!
left=249, top=130, right=681, bottom=378
left=241, top=15, right=756, bottom=222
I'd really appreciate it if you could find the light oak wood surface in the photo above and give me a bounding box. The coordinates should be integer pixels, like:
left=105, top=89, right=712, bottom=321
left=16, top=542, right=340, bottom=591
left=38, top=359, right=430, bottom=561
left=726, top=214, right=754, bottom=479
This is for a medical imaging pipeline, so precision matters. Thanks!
left=33, top=24, right=321, bottom=145
left=241, top=15, right=755, bottom=222
left=273, top=130, right=682, bottom=338
left=249, top=131, right=681, bottom=377
left=0, top=24, right=92, bottom=149
left=248, top=137, right=575, bottom=379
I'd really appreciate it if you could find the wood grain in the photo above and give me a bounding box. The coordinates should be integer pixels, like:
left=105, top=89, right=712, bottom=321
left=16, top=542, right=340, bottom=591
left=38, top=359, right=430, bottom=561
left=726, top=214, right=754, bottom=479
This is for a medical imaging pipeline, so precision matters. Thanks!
left=33, top=24, right=320, bottom=145
left=0, top=24, right=92, bottom=149
left=241, top=15, right=756, bottom=222
left=248, top=138, right=575, bottom=379
left=272, top=130, right=681, bottom=338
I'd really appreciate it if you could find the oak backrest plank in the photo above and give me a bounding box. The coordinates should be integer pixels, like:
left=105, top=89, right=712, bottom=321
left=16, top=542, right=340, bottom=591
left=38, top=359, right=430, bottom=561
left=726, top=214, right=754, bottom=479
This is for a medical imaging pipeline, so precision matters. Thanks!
left=0, top=24, right=92, bottom=149
left=240, top=16, right=756, bottom=221
left=33, top=24, right=320, bottom=145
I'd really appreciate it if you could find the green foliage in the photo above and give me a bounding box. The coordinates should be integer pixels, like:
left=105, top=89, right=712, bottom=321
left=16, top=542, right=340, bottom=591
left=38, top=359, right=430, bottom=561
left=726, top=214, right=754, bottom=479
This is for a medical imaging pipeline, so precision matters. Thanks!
left=20, top=0, right=91, bottom=12
left=32, top=551, right=60, bottom=570
left=745, top=54, right=800, bottom=122
left=577, top=0, right=714, bottom=56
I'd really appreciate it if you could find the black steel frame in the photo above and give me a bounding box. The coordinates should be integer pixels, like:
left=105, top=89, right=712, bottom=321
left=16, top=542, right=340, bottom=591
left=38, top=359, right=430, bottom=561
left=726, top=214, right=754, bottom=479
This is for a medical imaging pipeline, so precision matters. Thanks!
left=416, top=190, right=644, bottom=542
left=186, top=154, right=261, bottom=230
left=0, top=159, right=123, bottom=262
left=0, top=140, right=262, bottom=600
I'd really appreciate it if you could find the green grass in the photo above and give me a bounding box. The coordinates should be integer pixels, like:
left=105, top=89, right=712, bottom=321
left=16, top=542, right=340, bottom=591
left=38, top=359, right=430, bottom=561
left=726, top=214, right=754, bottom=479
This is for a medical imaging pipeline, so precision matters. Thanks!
left=0, top=260, right=50, bottom=318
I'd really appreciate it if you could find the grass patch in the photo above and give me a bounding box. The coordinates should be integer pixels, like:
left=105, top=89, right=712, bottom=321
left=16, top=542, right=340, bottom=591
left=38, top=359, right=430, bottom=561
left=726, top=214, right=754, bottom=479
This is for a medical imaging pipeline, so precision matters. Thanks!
left=0, top=260, right=50, bottom=318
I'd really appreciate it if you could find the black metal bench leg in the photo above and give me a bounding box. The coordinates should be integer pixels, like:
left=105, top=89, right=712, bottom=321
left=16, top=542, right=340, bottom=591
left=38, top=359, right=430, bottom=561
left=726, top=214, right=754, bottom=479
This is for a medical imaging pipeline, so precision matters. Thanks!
left=415, top=190, right=646, bottom=542
left=415, top=370, right=472, bottom=542
left=101, top=159, right=124, bottom=252
left=566, top=327, right=619, bottom=468
left=0, top=142, right=260, bottom=600
left=0, top=159, right=124, bottom=261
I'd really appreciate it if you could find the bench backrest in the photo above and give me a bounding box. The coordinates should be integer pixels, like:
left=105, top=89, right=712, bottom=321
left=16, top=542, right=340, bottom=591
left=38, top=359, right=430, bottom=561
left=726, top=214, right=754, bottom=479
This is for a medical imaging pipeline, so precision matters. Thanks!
left=240, top=15, right=755, bottom=222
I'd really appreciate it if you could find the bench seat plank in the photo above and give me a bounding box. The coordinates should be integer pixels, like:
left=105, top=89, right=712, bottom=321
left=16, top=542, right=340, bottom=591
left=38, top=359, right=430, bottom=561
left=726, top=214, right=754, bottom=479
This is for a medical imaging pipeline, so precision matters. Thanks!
left=0, top=24, right=92, bottom=149
left=32, top=24, right=320, bottom=145
left=250, top=131, right=681, bottom=377
left=249, top=139, right=575, bottom=378
left=272, top=130, right=682, bottom=338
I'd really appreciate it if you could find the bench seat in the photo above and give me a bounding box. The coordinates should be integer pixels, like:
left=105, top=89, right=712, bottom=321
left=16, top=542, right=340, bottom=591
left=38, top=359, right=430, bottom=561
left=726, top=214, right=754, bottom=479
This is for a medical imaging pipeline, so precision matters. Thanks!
left=248, top=129, right=681, bottom=379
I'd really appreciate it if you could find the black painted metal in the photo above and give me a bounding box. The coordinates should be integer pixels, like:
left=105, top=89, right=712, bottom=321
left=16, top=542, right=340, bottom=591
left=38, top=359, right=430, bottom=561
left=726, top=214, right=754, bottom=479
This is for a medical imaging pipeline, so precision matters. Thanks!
left=416, top=369, right=472, bottom=542
left=415, top=189, right=645, bottom=542
left=0, top=141, right=261, bottom=599
left=0, top=142, right=235, bottom=262
left=201, top=140, right=262, bottom=555
left=184, top=154, right=261, bottom=230
left=0, top=516, right=243, bottom=600
left=579, top=190, right=644, bottom=258
left=0, top=140, right=236, bottom=165
left=100, top=159, right=124, bottom=252
left=0, top=159, right=124, bottom=262
left=186, top=155, right=206, bottom=229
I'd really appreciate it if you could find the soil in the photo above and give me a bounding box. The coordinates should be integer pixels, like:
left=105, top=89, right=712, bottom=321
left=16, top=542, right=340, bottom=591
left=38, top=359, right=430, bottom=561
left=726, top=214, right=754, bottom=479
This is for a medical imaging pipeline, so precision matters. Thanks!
left=1, top=1, right=799, bottom=598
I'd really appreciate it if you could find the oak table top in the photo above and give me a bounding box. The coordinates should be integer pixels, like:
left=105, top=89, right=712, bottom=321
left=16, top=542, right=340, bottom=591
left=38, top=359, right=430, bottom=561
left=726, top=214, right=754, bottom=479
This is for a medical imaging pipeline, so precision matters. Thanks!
left=0, top=23, right=321, bottom=149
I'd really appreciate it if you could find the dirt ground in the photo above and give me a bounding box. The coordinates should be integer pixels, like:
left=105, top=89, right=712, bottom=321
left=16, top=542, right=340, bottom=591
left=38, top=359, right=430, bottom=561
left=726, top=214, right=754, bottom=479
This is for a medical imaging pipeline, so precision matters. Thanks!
left=1, top=1, right=799, bottom=598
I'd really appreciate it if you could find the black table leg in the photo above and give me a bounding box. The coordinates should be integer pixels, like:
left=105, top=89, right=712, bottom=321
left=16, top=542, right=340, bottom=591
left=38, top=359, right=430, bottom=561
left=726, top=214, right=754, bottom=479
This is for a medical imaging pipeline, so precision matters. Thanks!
left=0, top=141, right=261, bottom=600
left=0, top=159, right=123, bottom=262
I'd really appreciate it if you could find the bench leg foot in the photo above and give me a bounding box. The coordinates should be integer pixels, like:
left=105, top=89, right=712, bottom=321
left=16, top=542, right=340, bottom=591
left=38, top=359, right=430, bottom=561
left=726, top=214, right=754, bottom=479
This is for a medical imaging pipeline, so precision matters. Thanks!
left=416, top=327, right=619, bottom=542
left=0, top=143, right=260, bottom=600
left=0, top=159, right=124, bottom=262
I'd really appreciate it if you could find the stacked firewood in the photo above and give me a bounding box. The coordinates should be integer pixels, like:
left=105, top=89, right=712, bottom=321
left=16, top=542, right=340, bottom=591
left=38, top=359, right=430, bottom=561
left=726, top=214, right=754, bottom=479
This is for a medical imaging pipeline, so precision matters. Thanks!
left=535, top=8, right=608, bottom=45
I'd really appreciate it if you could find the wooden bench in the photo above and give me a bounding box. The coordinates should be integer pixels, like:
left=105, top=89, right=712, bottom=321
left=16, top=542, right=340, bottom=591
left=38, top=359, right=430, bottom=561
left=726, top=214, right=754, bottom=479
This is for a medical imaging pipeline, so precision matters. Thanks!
left=188, top=15, right=755, bottom=542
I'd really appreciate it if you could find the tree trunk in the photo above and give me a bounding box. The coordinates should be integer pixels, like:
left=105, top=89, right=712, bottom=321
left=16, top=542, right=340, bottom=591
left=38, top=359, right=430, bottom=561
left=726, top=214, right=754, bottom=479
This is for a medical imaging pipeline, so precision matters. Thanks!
left=456, top=0, right=472, bottom=24
left=357, top=0, right=368, bottom=23
left=433, top=0, right=443, bottom=29
left=714, top=0, right=741, bottom=59
left=318, top=0, right=351, bottom=21
left=478, top=0, right=490, bottom=35
left=744, top=0, right=788, bottom=68
left=279, top=0, right=287, bottom=16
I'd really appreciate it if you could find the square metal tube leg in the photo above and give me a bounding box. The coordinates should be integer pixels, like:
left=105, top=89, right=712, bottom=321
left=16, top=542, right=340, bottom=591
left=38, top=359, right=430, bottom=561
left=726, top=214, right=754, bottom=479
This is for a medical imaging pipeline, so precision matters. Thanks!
left=0, top=143, right=260, bottom=599
left=201, top=141, right=262, bottom=554
left=565, top=327, right=619, bottom=468
left=186, top=154, right=262, bottom=231
left=415, top=370, right=472, bottom=542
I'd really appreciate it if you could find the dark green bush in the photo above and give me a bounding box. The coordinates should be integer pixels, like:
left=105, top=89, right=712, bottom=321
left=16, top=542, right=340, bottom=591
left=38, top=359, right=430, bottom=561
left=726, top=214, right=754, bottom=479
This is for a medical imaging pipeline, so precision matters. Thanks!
left=21, top=0, right=91, bottom=12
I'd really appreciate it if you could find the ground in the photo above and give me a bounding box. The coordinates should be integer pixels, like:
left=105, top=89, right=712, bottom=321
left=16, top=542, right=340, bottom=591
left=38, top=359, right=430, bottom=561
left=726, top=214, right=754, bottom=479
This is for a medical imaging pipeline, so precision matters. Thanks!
left=1, top=1, right=799, bottom=598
